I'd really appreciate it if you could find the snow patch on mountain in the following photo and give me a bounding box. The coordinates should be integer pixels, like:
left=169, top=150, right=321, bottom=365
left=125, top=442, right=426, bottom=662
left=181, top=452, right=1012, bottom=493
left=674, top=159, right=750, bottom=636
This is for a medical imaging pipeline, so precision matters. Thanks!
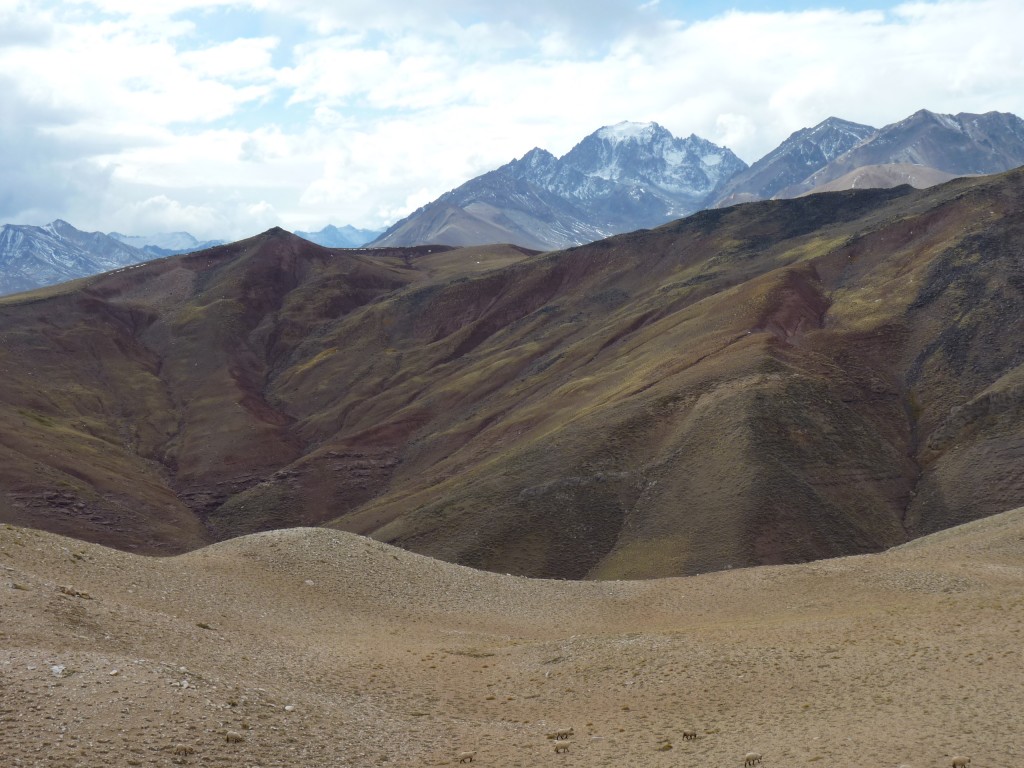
left=374, top=121, right=746, bottom=250
left=596, top=121, right=658, bottom=143
left=1, top=220, right=150, bottom=296
left=523, top=122, right=746, bottom=207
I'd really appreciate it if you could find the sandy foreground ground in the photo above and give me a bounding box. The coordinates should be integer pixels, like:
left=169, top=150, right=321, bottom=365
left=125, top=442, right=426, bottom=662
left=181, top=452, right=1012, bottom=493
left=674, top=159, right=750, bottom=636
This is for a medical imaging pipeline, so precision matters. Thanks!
left=2, top=508, right=1023, bottom=768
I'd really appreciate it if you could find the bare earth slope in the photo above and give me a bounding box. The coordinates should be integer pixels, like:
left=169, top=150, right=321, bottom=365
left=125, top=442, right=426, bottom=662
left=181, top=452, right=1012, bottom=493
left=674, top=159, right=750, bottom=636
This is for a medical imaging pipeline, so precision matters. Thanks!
left=2, top=510, right=1023, bottom=767
left=2, top=171, right=1024, bottom=578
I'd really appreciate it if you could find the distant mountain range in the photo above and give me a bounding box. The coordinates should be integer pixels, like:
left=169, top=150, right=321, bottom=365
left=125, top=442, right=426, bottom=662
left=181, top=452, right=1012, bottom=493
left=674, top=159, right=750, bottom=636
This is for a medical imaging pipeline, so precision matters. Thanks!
left=721, top=109, right=1024, bottom=204
left=4, top=109, right=1024, bottom=293
left=295, top=224, right=384, bottom=248
left=710, top=116, right=878, bottom=206
left=0, top=222, right=375, bottom=296
left=372, top=121, right=747, bottom=250
left=803, top=109, right=1024, bottom=190
left=374, top=109, right=1024, bottom=250
left=109, top=231, right=225, bottom=257
left=0, top=220, right=149, bottom=295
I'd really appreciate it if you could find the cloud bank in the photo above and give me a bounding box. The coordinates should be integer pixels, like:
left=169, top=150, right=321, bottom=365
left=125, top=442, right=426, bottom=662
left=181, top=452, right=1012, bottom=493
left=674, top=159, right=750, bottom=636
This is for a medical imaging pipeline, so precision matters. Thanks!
left=1, top=0, right=1022, bottom=239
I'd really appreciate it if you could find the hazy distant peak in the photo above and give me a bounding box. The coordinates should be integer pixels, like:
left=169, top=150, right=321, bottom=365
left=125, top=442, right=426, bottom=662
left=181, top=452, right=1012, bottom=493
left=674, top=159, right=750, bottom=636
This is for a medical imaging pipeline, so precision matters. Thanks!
left=295, top=223, right=385, bottom=249
left=782, top=116, right=877, bottom=148
left=897, top=108, right=959, bottom=129
left=45, top=219, right=77, bottom=235
left=510, top=147, right=558, bottom=172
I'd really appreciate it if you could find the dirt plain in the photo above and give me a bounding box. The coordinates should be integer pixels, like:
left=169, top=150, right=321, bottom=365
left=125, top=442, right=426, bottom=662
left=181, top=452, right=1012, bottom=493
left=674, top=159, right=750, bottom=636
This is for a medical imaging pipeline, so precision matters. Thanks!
left=3, top=504, right=1023, bottom=768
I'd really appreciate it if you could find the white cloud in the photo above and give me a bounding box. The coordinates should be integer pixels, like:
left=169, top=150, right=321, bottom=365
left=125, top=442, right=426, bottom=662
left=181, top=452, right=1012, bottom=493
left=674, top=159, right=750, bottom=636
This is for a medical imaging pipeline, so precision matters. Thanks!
left=180, top=36, right=279, bottom=82
left=112, top=194, right=226, bottom=236
left=0, top=5, right=54, bottom=47
left=3, top=0, right=1024, bottom=239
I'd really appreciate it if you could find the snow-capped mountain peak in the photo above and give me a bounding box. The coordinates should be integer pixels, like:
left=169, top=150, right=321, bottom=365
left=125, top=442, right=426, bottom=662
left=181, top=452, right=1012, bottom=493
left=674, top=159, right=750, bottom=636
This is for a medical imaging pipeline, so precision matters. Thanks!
left=554, top=122, right=746, bottom=202
left=374, top=122, right=747, bottom=250
left=595, top=121, right=661, bottom=144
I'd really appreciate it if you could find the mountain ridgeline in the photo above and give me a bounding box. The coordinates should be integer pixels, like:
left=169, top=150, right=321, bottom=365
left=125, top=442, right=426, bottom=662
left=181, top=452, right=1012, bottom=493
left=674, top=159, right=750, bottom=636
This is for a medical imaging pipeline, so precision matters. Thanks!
left=2, top=166, right=1024, bottom=578
left=372, top=121, right=748, bottom=250
left=4, top=109, right=1024, bottom=296
left=374, top=110, right=1024, bottom=250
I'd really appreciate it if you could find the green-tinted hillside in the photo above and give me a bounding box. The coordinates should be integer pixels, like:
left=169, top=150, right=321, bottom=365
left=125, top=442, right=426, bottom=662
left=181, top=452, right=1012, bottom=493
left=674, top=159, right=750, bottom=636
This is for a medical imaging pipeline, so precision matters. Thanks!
left=1, top=172, right=1023, bottom=577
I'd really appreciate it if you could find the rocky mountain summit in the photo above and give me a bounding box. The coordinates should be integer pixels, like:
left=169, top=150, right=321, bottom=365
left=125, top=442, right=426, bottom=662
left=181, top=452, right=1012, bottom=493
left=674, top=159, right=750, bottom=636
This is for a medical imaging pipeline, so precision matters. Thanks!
left=712, top=117, right=877, bottom=206
left=372, top=121, right=747, bottom=250
left=786, top=109, right=1024, bottom=196
left=375, top=110, right=1024, bottom=250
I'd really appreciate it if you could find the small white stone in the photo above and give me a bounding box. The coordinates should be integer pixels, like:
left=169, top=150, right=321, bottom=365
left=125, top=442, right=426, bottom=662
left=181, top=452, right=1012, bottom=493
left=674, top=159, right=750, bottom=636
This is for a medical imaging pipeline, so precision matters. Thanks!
left=109, top=669, right=119, bottom=676
left=284, top=705, right=295, bottom=712
left=50, top=665, right=65, bottom=677
left=303, top=579, right=314, bottom=586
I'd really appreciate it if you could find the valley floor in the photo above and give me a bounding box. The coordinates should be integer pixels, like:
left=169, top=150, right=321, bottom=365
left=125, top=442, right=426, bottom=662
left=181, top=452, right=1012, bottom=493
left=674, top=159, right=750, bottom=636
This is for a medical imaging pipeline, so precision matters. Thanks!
left=2, top=510, right=1023, bottom=767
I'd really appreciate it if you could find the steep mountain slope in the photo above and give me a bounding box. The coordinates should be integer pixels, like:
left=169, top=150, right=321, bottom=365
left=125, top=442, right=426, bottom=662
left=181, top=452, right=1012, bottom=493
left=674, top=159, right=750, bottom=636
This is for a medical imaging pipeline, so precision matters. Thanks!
left=712, top=116, right=877, bottom=207
left=0, top=220, right=150, bottom=295
left=0, top=238, right=529, bottom=553
left=370, top=168, right=595, bottom=251
left=2, top=171, right=1024, bottom=578
left=781, top=109, right=1024, bottom=196
left=372, top=121, right=746, bottom=250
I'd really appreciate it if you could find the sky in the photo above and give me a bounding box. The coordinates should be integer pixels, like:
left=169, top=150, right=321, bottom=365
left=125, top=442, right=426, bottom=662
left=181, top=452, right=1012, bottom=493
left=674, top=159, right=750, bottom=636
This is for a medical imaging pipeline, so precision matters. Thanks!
left=1, top=0, right=1022, bottom=241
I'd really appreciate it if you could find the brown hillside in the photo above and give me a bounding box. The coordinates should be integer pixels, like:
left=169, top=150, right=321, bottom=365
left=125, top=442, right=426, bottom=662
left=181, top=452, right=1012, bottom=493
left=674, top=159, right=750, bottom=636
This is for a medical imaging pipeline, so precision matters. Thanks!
left=1, top=172, right=1024, bottom=577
